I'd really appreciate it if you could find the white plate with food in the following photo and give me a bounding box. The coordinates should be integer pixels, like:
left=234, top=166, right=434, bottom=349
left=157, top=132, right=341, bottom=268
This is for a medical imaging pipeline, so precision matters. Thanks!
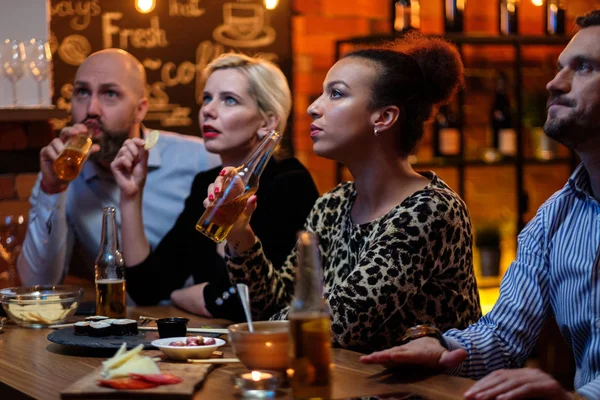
left=151, top=336, right=226, bottom=361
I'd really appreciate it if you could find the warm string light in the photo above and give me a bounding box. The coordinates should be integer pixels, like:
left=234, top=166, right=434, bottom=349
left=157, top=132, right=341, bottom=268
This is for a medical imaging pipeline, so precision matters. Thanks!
left=265, top=0, right=279, bottom=10
left=136, top=0, right=156, bottom=13
left=531, top=0, right=544, bottom=6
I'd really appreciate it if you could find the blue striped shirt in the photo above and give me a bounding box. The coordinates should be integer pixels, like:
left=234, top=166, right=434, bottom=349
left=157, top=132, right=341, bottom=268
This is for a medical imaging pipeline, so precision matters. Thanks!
left=444, top=164, right=600, bottom=399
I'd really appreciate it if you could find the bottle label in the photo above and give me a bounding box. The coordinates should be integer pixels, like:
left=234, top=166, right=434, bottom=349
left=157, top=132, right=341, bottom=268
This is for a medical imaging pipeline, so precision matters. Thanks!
left=499, top=128, right=517, bottom=156
left=440, top=128, right=460, bottom=156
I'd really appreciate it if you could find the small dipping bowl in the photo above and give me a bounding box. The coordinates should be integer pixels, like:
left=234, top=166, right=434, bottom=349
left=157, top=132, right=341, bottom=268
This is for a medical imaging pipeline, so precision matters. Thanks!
left=156, top=317, right=189, bottom=338
left=228, top=320, right=290, bottom=372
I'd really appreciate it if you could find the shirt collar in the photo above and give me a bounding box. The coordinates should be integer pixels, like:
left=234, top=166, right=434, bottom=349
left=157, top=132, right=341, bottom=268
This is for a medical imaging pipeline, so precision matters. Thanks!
left=567, top=163, right=593, bottom=198
left=81, top=126, right=162, bottom=182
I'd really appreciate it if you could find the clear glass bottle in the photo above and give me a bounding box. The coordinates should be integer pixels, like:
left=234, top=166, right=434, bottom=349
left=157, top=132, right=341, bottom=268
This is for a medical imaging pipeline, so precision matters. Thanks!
left=289, top=231, right=332, bottom=400
left=545, top=0, right=566, bottom=35
left=499, top=0, right=519, bottom=35
left=392, top=0, right=420, bottom=32
left=95, top=207, right=126, bottom=318
left=444, top=0, right=465, bottom=33
left=196, top=130, right=281, bottom=243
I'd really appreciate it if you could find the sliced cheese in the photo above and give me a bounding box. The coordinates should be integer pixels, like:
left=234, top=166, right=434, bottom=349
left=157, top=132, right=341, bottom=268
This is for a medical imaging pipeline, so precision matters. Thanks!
left=105, top=356, right=161, bottom=379
left=102, top=343, right=144, bottom=371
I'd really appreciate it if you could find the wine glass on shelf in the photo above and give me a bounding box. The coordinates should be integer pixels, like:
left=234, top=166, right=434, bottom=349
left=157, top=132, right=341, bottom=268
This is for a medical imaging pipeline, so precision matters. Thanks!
left=1, top=39, right=26, bottom=107
left=26, top=39, right=51, bottom=106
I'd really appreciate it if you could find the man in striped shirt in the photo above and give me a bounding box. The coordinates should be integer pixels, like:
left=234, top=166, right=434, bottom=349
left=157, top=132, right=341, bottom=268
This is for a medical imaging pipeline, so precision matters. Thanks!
left=361, top=9, right=600, bottom=400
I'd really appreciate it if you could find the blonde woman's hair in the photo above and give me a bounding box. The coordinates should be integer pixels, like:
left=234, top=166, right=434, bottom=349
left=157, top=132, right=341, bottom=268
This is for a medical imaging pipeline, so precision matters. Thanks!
left=202, top=53, right=292, bottom=134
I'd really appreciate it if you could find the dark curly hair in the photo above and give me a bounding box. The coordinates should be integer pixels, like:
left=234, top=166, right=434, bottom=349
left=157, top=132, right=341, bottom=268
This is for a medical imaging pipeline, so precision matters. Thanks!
left=343, top=32, right=465, bottom=156
left=576, top=9, right=600, bottom=28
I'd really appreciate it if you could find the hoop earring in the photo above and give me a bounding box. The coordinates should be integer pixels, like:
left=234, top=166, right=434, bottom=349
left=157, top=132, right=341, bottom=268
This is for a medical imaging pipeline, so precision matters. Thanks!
left=374, top=127, right=380, bottom=137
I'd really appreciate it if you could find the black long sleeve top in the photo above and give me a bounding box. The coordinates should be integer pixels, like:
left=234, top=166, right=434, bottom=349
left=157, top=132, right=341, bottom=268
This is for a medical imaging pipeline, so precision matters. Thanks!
left=125, top=157, right=319, bottom=321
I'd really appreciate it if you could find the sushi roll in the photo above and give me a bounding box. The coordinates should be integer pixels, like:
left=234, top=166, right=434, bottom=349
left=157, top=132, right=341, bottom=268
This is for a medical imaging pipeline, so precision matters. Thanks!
left=73, top=321, right=90, bottom=335
left=88, top=322, right=111, bottom=337
left=85, top=316, right=108, bottom=322
left=111, top=319, right=138, bottom=336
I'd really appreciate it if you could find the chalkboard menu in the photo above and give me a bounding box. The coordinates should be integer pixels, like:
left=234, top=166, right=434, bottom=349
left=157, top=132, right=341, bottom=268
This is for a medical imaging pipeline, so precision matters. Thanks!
left=50, top=0, right=293, bottom=150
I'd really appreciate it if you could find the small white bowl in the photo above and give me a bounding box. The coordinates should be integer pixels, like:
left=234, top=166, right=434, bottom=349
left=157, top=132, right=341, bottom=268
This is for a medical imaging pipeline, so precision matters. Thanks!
left=151, top=337, right=226, bottom=361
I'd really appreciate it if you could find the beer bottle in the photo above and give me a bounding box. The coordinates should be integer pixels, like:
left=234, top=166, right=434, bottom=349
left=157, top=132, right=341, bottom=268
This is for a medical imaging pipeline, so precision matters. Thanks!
left=196, top=130, right=281, bottom=243
left=490, top=72, right=516, bottom=158
left=53, top=130, right=93, bottom=181
left=95, top=207, right=126, bottom=318
left=289, top=231, right=332, bottom=400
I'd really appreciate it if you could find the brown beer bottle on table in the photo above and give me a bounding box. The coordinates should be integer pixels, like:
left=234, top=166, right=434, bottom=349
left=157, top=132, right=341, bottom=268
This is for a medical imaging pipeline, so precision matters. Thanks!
left=53, top=130, right=92, bottom=181
left=196, top=130, right=281, bottom=243
left=289, top=231, right=332, bottom=400
left=95, top=207, right=126, bottom=318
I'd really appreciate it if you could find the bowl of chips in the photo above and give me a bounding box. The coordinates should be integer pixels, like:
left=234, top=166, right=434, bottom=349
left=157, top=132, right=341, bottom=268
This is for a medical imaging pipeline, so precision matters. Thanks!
left=0, top=285, right=83, bottom=328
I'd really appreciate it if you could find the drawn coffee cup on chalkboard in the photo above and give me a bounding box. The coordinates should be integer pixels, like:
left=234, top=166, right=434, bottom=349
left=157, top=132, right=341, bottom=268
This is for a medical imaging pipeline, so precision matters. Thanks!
left=213, top=2, right=276, bottom=48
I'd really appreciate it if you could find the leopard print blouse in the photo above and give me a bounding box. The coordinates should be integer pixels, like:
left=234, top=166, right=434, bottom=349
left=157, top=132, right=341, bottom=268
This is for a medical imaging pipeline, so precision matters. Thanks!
left=226, top=172, right=482, bottom=353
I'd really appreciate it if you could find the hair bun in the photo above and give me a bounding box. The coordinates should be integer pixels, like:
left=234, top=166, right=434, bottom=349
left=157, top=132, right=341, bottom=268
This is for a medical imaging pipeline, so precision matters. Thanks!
left=402, top=32, right=465, bottom=105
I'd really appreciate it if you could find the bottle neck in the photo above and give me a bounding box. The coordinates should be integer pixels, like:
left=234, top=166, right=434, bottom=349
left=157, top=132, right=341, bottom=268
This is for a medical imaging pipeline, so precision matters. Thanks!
left=291, top=232, right=328, bottom=314
left=238, top=130, right=281, bottom=189
left=99, top=207, right=119, bottom=254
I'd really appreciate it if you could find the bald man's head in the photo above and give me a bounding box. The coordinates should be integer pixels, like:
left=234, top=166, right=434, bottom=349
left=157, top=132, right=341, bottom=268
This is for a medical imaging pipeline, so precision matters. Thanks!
left=76, top=49, right=146, bottom=98
left=70, top=48, right=149, bottom=164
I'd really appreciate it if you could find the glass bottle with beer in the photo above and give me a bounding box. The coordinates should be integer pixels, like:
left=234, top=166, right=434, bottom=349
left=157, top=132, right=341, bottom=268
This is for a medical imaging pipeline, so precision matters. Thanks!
left=289, top=231, right=332, bottom=400
left=53, top=130, right=93, bottom=181
left=196, top=130, right=281, bottom=243
left=95, top=207, right=126, bottom=318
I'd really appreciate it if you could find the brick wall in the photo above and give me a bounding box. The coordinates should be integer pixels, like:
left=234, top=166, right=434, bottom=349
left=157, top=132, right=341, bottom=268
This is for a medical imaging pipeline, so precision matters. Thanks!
left=0, top=121, right=52, bottom=219
left=290, top=0, right=593, bottom=277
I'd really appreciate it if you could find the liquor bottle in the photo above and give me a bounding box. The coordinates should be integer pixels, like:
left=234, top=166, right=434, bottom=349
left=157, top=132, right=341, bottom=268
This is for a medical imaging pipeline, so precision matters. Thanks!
left=433, top=104, right=460, bottom=158
left=196, top=130, right=281, bottom=243
left=545, top=0, right=566, bottom=35
left=289, top=231, right=332, bottom=400
left=499, top=0, right=519, bottom=35
left=490, top=73, right=516, bottom=157
left=95, top=207, right=126, bottom=318
left=444, top=0, right=465, bottom=33
left=392, top=0, right=420, bottom=32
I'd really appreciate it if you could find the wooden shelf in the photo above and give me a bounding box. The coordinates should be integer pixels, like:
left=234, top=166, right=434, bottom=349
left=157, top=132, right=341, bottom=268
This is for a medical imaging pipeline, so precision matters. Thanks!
left=0, top=107, right=68, bottom=122
left=336, top=33, right=573, bottom=48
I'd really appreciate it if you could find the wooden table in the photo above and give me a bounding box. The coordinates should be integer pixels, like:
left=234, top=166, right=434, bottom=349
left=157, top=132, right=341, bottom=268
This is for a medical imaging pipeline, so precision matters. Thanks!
left=0, top=306, right=475, bottom=399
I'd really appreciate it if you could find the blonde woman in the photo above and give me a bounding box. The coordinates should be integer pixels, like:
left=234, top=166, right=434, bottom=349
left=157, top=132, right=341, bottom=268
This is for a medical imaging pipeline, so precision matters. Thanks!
left=111, top=54, right=318, bottom=320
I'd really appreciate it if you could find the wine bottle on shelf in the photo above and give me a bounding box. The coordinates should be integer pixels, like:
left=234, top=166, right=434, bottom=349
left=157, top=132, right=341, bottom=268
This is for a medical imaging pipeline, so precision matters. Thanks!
left=433, top=104, right=460, bottom=158
left=490, top=73, right=516, bottom=159
left=545, top=0, right=566, bottom=35
left=392, top=0, right=420, bottom=32
left=499, top=0, right=519, bottom=35
left=444, top=0, right=465, bottom=33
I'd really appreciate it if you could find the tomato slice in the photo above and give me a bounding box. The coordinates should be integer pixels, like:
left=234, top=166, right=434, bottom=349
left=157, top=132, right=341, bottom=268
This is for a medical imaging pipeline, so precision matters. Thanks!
left=129, top=373, right=183, bottom=385
left=98, top=377, right=159, bottom=390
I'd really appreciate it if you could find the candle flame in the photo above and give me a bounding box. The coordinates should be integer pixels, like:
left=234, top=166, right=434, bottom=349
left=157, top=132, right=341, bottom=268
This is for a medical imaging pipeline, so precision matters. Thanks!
left=251, top=371, right=262, bottom=381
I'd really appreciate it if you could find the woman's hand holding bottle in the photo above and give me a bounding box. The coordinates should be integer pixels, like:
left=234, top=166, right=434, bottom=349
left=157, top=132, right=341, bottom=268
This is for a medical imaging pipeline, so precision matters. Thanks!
left=110, top=138, right=149, bottom=200
left=203, top=167, right=259, bottom=256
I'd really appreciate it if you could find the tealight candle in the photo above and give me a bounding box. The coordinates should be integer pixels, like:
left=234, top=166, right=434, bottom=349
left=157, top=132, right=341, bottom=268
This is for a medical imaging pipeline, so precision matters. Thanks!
left=233, top=370, right=279, bottom=398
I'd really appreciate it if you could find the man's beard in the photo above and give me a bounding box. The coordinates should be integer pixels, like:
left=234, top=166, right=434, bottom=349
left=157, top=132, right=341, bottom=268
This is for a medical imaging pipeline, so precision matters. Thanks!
left=89, top=128, right=129, bottom=163
left=543, top=96, right=597, bottom=151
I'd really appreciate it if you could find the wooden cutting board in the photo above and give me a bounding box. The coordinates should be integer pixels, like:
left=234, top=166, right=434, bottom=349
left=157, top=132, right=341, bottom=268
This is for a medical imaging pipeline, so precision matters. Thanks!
left=60, top=362, right=215, bottom=399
